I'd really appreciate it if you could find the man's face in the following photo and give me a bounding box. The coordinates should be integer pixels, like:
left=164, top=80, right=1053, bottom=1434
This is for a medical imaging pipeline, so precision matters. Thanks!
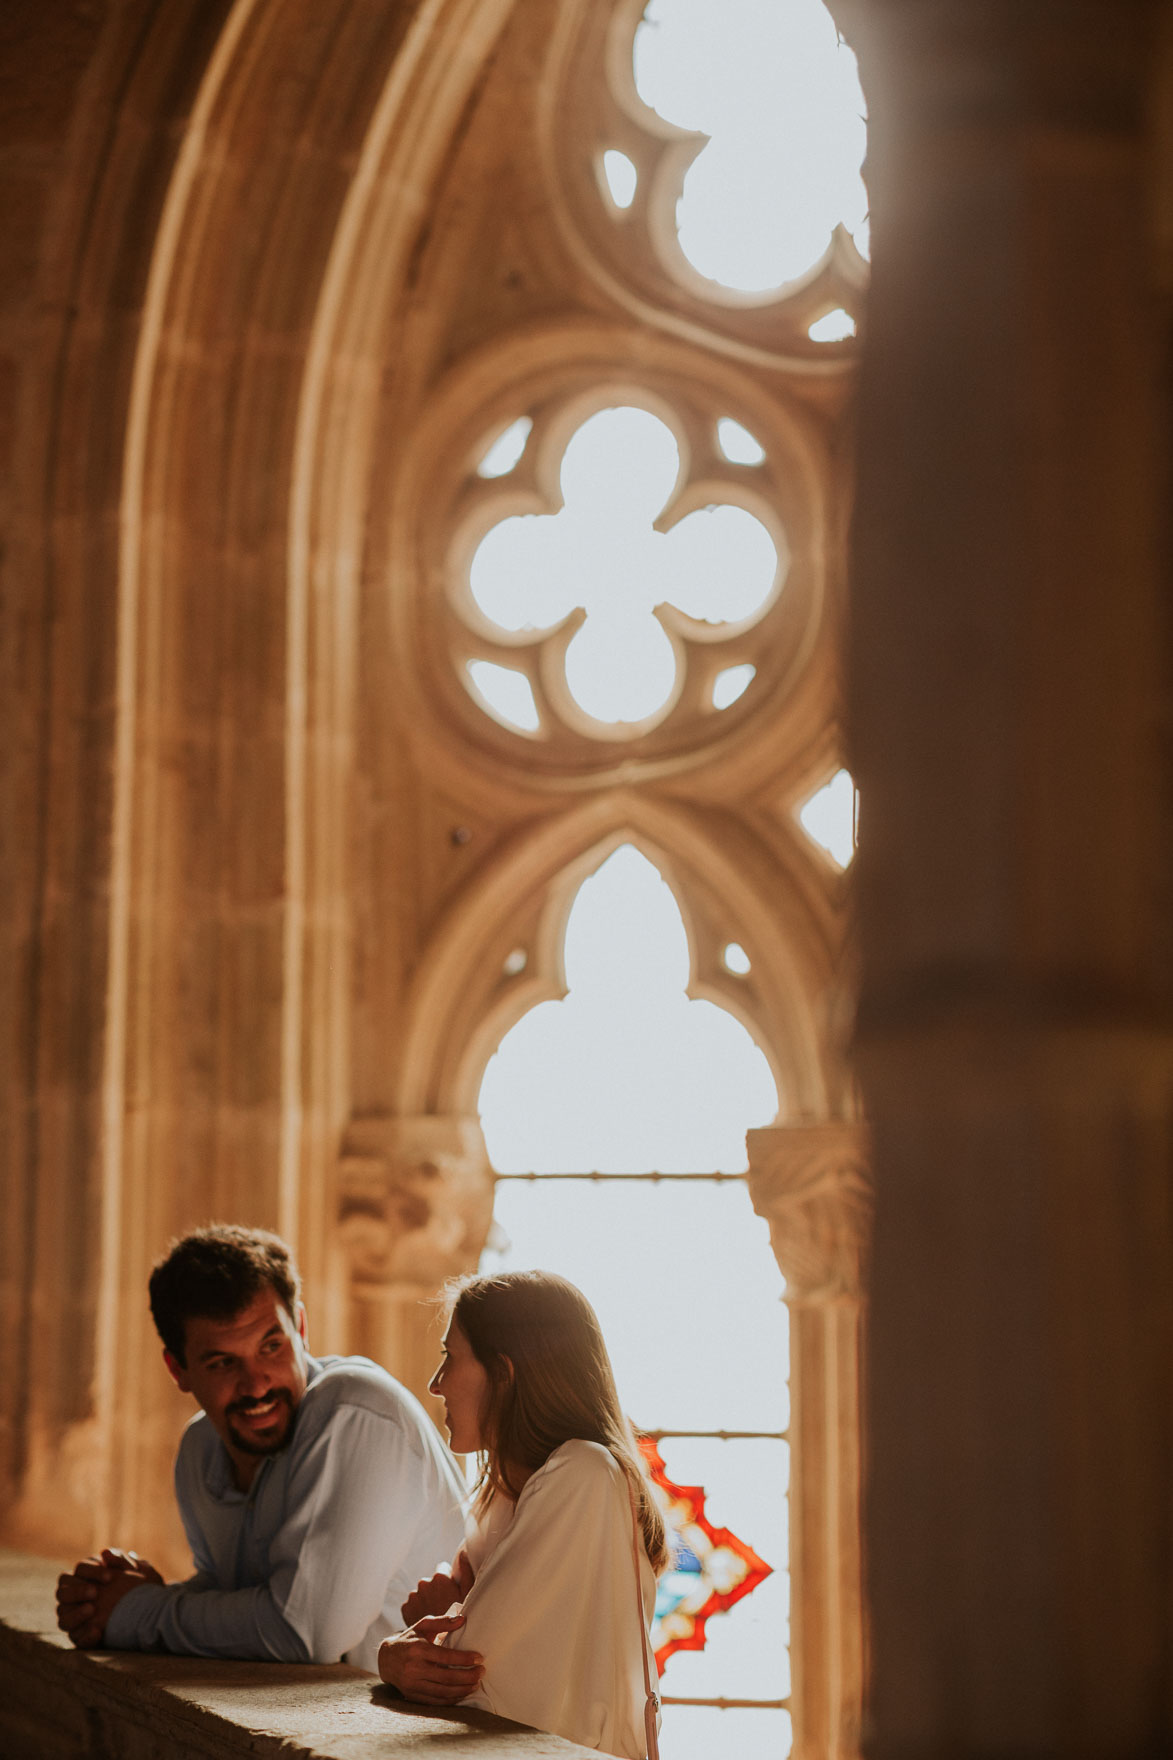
left=165, top=1290, right=309, bottom=1482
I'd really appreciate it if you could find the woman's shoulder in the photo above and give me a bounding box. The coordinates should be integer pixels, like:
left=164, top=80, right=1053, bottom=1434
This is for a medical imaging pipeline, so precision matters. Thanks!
left=528, top=1437, right=626, bottom=1493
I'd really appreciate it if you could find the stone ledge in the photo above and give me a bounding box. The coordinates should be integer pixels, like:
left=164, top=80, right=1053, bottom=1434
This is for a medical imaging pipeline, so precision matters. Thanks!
left=0, top=1552, right=596, bottom=1760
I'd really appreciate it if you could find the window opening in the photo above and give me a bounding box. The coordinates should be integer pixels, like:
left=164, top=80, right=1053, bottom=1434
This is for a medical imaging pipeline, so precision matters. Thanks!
left=477, top=415, right=533, bottom=478
left=466, top=660, right=541, bottom=733
left=478, top=845, right=790, bottom=1758
left=796, top=766, right=857, bottom=868
left=632, top=0, right=868, bottom=292
left=602, top=148, right=639, bottom=208
left=712, top=663, right=755, bottom=710
left=716, top=417, right=766, bottom=466
left=807, top=306, right=856, bottom=342
left=468, top=405, right=779, bottom=728
left=722, top=940, right=751, bottom=974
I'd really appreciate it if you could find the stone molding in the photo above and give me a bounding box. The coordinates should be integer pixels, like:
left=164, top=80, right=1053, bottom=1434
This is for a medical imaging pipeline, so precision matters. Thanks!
left=395, top=794, right=837, bottom=1121
left=337, top=1116, right=494, bottom=1294
left=747, top=1122, right=871, bottom=1303
left=390, top=321, right=832, bottom=784
left=537, top=0, right=867, bottom=366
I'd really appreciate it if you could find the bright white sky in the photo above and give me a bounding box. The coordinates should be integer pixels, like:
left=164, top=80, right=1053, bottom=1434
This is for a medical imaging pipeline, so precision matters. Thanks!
left=634, top=0, right=868, bottom=290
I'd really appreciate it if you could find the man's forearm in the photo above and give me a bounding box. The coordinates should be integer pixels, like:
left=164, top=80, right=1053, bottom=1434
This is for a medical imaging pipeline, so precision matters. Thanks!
left=102, top=1577, right=311, bottom=1662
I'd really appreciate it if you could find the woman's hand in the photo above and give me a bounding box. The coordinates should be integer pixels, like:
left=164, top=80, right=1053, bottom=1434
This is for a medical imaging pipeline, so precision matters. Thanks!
left=400, top=1550, right=475, bottom=1626
left=378, top=1614, right=484, bottom=1705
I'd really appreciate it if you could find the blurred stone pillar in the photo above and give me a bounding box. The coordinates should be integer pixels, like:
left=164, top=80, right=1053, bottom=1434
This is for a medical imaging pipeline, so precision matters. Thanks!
left=337, top=1116, right=494, bottom=1415
left=838, top=1, right=1173, bottom=1755
left=748, top=1123, right=870, bottom=1760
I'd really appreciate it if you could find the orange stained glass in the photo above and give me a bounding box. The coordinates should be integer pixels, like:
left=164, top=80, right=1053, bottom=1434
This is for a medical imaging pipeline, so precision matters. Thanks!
left=638, top=1435, right=774, bottom=1674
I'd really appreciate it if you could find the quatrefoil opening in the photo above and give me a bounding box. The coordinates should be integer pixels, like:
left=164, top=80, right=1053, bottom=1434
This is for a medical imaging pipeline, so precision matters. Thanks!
left=462, top=404, right=784, bottom=739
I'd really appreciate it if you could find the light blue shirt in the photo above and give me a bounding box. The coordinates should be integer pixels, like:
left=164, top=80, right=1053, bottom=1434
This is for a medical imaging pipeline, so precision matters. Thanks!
left=104, top=1354, right=465, bottom=1670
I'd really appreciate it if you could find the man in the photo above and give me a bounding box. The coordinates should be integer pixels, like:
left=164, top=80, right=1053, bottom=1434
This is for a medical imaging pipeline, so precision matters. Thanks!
left=55, top=1225, right=467, bottom=1670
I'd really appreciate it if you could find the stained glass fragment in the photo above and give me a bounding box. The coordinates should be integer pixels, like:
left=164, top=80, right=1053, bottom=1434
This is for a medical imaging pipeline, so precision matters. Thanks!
left=638, top=1435, right=773, bottom=1673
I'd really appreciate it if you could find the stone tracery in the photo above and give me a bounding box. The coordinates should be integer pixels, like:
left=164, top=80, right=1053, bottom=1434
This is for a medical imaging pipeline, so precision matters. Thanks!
left=387, top=327, right=833, bottom=785
left=3, top=1, right=1171, bottom=1757
left=0, top=0, right=868, bottom=1750
left=462, top=402, right=781, bottom=735
left=537, top=0, right=868, bottom=362
left=362, top=2, right=869, bottom=1743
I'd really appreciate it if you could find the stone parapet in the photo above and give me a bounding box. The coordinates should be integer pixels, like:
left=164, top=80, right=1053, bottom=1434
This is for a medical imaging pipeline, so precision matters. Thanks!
left=0, top=1552, right=597, bottom=1760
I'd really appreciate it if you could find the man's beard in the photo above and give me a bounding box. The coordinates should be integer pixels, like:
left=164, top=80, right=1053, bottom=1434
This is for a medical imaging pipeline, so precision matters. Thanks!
left=225, top=1387, right=296, bottom=1457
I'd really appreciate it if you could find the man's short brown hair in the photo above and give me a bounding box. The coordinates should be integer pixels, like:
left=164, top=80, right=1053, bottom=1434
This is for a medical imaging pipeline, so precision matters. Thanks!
left=148, top=1225, right=301, bottom=1366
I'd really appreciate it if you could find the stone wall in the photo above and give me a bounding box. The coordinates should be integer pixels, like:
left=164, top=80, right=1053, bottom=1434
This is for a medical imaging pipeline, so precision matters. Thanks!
left=0, top=1552, right=598, bottom=1760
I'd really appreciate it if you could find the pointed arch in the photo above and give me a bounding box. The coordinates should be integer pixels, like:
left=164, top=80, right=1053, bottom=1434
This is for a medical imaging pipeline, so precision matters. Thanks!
left=394, top=787, right=836, bottom=1119
left=99, top=0, right=524, bottom=1546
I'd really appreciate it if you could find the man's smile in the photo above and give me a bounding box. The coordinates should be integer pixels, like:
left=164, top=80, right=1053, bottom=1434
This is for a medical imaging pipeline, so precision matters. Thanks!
left=227, top=1388, right=295, bottom=1449
left=232, top=1395, right=286, bottom=1420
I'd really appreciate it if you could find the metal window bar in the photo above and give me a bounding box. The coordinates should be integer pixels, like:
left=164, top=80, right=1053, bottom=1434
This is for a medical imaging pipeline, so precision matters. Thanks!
left=641, top=1428, right=788, bottom=1442
left=492, top=1170, right=749, bottom=1182
left=492, top=1176, right=787, bottom=1447
left=660, top=1697, right=790, bottom=1710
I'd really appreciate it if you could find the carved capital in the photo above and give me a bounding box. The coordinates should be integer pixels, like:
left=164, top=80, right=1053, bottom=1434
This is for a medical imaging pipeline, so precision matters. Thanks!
left=747, top=1123, right=871, bottom=1304
left=337, top=1115, right=495, bottom=1294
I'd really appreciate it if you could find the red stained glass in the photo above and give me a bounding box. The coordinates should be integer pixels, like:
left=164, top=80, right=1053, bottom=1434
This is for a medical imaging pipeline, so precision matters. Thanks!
left=638, top=1435, right=773, bottom=1675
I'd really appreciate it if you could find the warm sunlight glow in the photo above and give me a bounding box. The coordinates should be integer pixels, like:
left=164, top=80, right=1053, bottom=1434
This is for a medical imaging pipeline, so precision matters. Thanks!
left=633, top=0, right=868, bottom=292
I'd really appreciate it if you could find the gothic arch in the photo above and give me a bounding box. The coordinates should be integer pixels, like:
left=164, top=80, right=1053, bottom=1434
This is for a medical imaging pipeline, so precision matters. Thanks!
left=0, top=0, right=871, bottom=1743
left=89, top=0, right=525, bottom=1549
left=393, top=788, right=837, bottom=1120
left=94, top=0, right=863, bottom=1729
left=110, top=0, right=521, bottom=1331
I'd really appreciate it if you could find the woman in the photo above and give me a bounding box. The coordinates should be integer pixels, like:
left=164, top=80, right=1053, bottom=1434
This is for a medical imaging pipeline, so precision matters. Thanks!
left=378, top=1270, right=666, bottom=1758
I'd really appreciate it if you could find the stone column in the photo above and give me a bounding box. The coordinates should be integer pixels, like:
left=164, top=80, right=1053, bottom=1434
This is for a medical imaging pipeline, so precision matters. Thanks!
left=748, top=1123, right=870, bottom=1760
left=336, top=1116, right=495, bottom=1407
left=841, top=2, right=1173, bottom=1756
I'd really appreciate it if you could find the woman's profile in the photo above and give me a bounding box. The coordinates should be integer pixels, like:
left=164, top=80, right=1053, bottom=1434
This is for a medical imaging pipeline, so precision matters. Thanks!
left=377, top=1269, right=666, bottom=1758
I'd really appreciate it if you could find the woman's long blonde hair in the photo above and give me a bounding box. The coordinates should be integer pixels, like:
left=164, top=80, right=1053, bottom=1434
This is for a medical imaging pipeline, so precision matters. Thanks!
left=444, top=1269, right=668, bottom=1573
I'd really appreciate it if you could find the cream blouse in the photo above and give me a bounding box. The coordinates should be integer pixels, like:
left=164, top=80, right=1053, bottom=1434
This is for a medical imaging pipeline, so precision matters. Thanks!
left=445, top=1439, right=657, bottom=1758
